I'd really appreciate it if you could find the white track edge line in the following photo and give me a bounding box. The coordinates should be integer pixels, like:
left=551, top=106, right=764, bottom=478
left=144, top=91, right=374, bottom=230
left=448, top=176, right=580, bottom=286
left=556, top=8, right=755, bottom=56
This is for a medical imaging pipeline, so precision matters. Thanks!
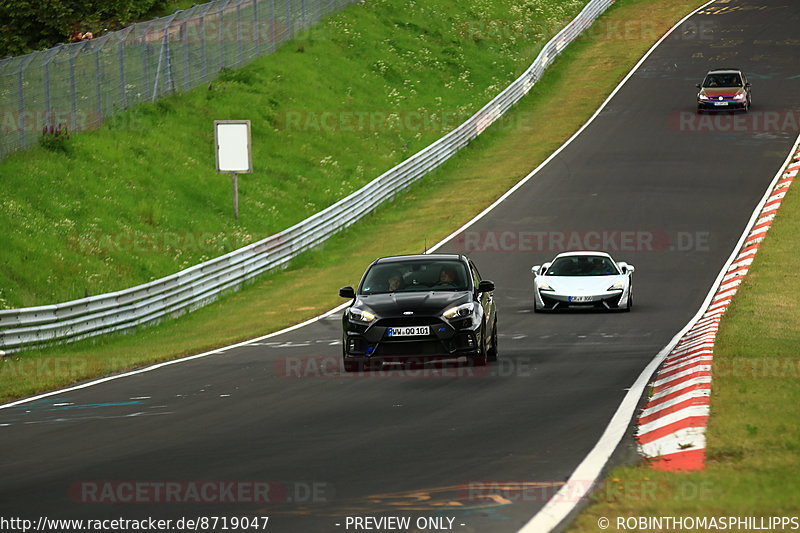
left=0, top=302, right=349, bottom=410
left=0, top=0, right=633, bottom=410
left=519, top=3, right=800, bottom=532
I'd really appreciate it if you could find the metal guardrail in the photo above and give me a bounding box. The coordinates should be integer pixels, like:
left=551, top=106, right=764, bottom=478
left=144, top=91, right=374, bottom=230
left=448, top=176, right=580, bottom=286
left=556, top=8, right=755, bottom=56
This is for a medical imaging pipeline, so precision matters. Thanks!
left=0, top=0, right=614, bottom=352
left=0, top=0, right=357, bottom=160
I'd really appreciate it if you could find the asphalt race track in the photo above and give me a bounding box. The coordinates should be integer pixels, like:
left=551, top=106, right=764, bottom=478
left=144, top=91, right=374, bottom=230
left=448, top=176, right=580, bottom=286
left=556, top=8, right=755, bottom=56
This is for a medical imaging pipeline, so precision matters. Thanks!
left=2, top=1, right=800, bottom=532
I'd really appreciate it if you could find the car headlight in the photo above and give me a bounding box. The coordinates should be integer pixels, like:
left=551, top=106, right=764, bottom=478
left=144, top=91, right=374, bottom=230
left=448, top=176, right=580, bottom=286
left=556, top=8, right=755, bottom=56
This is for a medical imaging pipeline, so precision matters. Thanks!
left=537, top=281, right=555, bottom=292
left=443, top=302, right=474, bottom=319
left=734, top=93, right=745, bottom=100
left=607, top=282, right=624, bottom=291
left=698, top=94, right=709, bottom=100
left=349, top=308, right=376, bottom=323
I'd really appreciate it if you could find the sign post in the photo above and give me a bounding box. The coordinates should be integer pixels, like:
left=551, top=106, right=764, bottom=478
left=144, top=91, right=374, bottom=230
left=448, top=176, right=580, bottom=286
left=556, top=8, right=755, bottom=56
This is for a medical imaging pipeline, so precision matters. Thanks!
left=214, top=120, right=253, bottom=220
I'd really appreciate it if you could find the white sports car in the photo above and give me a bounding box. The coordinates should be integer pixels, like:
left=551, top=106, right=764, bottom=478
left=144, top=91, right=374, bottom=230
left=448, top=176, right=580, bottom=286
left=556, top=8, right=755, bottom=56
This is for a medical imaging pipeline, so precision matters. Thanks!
left=531, top=251, right=634, bottom=312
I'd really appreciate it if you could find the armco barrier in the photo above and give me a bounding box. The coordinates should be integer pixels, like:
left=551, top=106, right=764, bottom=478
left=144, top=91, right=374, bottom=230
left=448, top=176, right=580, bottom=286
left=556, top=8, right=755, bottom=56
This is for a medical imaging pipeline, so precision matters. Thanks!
left=0, top=0, right=614, bottom=352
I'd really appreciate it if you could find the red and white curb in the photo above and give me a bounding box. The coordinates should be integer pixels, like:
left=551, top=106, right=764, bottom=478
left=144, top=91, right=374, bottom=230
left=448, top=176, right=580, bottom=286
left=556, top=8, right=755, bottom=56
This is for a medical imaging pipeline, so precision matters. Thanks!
left=635, top=148, right=800, bottom=471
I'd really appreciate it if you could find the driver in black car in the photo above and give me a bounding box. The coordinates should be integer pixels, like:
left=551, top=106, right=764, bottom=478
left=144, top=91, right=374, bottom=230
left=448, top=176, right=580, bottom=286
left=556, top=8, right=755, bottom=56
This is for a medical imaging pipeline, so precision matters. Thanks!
left=435, top=267, right=459, bottom=288
left=386, top=271, right=405, bottom=292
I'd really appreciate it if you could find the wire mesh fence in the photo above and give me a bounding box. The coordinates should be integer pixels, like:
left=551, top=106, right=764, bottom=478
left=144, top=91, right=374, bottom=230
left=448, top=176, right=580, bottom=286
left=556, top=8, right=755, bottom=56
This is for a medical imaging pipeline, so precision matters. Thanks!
left=0, top=0, right=616, bottom=352
left=0, top=0, right=356, bottom=160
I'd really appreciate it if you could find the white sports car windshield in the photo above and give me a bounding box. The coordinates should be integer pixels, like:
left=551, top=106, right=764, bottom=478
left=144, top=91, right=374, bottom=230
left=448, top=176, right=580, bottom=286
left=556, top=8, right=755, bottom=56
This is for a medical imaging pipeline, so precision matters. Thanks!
left=545, top=256, right=619, bottom=277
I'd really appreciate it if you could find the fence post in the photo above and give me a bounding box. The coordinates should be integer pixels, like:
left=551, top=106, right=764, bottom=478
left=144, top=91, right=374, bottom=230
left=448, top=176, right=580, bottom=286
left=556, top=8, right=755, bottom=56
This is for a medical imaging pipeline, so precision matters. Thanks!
left=270, top=0, right=276, bottom=50
left=219, top=4, right=226, bottom=69
left=43, top=60, right=51, bottom=128
left=142, top=34, right=151, bottom=105
left=182, top=21, right=190, bottom=90
left=236, top=3, right=243, bottom=64
left=253, top=0, right=260, bottom=56
left=69, top=48, right=78, bottom=133
left=94, top=44, right=103, bottom=128
left=17, top=67, right=25, bottom=149
left=286, top=0, right=292, bottom=39
left=118, top=34, right=127, bottom=110
left=152, top=13, right=179, bottom=101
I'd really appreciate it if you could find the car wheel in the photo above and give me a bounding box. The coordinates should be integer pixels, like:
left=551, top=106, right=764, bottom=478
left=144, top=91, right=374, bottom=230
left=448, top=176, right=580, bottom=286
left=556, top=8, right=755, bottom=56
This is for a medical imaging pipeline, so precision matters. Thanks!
left=468, top=328, right=488, bottom=367
left=343, top=345, right=362, bottom=373
left=487, top=320, right=498, bottom=362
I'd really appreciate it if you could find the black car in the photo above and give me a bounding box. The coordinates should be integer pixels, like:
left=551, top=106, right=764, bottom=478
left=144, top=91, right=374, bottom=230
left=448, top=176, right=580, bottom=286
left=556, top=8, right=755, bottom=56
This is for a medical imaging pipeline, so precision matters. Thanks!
left=339, top=254, right=498, bottom=372
left=696, top=68, right=751, bottom=112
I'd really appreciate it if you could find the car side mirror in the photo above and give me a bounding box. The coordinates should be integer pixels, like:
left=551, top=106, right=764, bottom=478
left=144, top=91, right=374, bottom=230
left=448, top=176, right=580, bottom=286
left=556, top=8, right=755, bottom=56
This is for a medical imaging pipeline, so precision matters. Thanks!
left=339, top=286, right=355, bottom=298
left=478, top=280, right=495, bottom=293
left=695, top=83, right=701, bottom=89
left=626, top=265, right=635, bottom=274
left=531, top=265, right=541, bottom=277
left=745, top=82, right=751, bottom=88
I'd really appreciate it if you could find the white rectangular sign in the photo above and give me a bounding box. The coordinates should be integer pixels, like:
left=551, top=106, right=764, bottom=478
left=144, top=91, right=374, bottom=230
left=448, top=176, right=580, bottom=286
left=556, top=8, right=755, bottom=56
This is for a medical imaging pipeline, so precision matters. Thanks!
left=214, top=120, right=252, bottom=173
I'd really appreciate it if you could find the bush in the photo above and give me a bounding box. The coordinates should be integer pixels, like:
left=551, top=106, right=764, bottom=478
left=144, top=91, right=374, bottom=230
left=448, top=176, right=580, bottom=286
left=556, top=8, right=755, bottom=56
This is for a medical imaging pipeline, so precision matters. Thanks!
left=39, top=124, right=71, bottom=154
left=0, top=0, right=171, bottom=57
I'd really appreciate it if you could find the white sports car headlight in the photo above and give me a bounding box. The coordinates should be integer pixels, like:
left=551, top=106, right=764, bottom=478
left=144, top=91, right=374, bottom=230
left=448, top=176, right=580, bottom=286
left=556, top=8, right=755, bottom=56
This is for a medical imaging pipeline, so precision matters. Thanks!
left=443, top=302, right=474, bottom=319
left=537, top=281, right=555, bottom=292
left=607, top=282, right=624, bottom=291
left=698, top=94, right=709, bottom=100
left=734, top=93, right=746, bottom=100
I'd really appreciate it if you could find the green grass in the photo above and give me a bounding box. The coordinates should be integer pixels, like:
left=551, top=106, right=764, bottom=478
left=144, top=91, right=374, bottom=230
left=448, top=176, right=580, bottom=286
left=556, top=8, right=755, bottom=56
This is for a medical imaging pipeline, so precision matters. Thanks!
left=0, top=0, right=587, bottom=309
left=145, top=0, right=200, bottom=19
left=0, top=0, right=708, bottom=403
left=568, top=164, right=800, bottom=530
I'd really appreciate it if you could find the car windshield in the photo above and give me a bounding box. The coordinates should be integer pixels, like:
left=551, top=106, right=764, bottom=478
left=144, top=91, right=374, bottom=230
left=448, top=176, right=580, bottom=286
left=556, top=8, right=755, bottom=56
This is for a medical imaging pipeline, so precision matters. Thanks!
left=702, top=73, right=742, bottom=88
left=545, top=256, right=619, bottom=277
left=360, top=260, right=470, bottom=294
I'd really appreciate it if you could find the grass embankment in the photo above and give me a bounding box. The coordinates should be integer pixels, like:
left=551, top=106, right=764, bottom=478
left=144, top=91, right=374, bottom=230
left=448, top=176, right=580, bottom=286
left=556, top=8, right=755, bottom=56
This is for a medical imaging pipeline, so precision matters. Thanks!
left=0, top=0, right=587, bottom=309
left=0, top=0, right=708, bottom=403
left=568, top=156, right=800, bottom=531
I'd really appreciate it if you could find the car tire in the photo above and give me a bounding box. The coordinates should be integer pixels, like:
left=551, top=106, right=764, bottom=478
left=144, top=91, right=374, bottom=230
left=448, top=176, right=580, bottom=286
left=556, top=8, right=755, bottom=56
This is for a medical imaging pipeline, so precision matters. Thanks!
left=487, top=320, right=498, bottom=362
left=624, top=289, right=633, bottom=312
left=343, top=345, right=364, bottom=373
left=468, top=328, right=488, bottom=367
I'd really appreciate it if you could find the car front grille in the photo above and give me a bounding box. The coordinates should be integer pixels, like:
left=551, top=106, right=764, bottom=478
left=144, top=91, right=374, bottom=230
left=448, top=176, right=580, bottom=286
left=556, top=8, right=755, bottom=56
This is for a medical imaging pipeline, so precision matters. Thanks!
left=377, top=340, right=447, bottom=356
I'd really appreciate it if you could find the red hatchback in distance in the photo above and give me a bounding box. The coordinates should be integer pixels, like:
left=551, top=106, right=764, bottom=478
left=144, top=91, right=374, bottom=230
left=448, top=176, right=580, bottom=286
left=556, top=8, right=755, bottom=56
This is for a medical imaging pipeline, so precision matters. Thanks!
left=696, top=68, right=752, bottom=113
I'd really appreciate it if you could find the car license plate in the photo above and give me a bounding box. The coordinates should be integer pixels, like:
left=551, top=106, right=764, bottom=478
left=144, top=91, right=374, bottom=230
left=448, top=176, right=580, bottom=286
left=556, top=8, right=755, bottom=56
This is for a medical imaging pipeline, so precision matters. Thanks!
left=387, top=326, right=430, bottom=337
left=713, top=101, right=728, bottom=106
left=568, top=296, right=592, bottom=302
